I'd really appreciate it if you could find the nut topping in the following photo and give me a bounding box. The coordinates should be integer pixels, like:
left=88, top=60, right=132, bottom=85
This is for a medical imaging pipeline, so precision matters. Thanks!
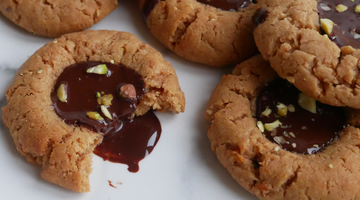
left=57, top=84, right=67, bottom=103
left=86, top=111, right=104, bottom=121
left=86, top=64, right=108, bottom=75
left=336, top=4, right=348, bottom=12
left=264, top=120, right=282, bottom=131
left=120, top=84, right=137, bottom=99
left=261, top=106, right=272, bottom=117
left=100, top=105, right=113, bottom=120
left=97, top=94, right=113, bottom=106
left=320, top=18, right=334, bottom=36
left=298, top=93, right=317, bottom=114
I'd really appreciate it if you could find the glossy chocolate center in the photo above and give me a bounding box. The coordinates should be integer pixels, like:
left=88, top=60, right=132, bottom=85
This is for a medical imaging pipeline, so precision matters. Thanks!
left=318, top=0, right=360, bottom=48
left=196, top=0, right=254, bottom=11
left=256, top=79, right=346, bottom=154
left=51, top=62, right=161, bottom=172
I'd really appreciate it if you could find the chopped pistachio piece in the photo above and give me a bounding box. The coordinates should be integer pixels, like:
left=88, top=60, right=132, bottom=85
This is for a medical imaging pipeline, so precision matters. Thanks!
left=100, top=105, right=113, bottom=120
left=313, top=144, right=319, bottom=148
left=273, top=136, right=286, bottom=144
left=96, top=92, right=101, bottom=98
left=355, top=5, right=360, bottom=12
left=298, top=92, right=317, bottom=114
left=320, top=3, right=332, bottom=11
left=292, top=143, right=297, bottom=148
left=86, top=64, right=108, bottom=74
left=86, top=111, right=104, bottom=121
left=336, top=4, right=348, bottom=12
left=274, top=146, right=281, bottom=152
left=57, top=84, right=67, bottom=103
left=261, top=106, right=272, bottom=117
left=320, top=18, right=334, bottom=36
left=277, top=103, right=288, bottom=116
left=288, top=104, right=295, bottom=112
left=257, top=121, right=265, bottom=132
left=289, top=132, right=296, bottom=138
left=97, top=94, right=113, bottom=106
left=38, top=69, right=43, bottom=74
left=264, top=120, right=282, bottom=131
left=329, top=164, right=334, bottom=169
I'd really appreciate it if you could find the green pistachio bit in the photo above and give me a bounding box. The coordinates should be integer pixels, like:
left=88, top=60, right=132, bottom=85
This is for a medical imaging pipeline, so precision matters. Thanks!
left=86, top=112, right=104, bottom=121
left=298, top=92, right=317, bottom=114
left=96, top=92, right=101, bottom=98
left=97, top=94, right=113, bottom=106
left=101, top=91, right=105, bottom=94
left=320, top=18, right=334, bottom=36
left=355, top=5, right=360, bottom=13
left=86, top=64, right=108, bottom=74
left=101, top=105, right=113, bottom=120
left=57, top=84, right=67, bottom=103
left=264, top=120, right=282, bottom=131
left=276, top=103, right=288, bottom=116
left=336, top=4, right=348, bottom=12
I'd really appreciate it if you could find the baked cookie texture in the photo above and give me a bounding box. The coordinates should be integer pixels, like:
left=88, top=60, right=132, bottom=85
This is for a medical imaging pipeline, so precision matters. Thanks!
left=253, top=0, right=360, bottom=109
left=205, top=55, right=360, bottom=200
left=0, top=0, right=118, bottom=37
left=1, top=30, right=185, bottom=192
left=139, top=0, right=259, bottom=67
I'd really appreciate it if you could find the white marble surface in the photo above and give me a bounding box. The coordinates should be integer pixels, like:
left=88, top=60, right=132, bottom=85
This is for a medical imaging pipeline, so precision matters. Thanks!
left=0, top=1, right=258, bottom=199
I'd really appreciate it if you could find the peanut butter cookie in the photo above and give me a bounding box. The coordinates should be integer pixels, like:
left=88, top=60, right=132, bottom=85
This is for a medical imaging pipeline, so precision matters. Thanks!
left=2, top=30, right=185, bottom=192
left=0, top=0, right=118, bottom=37
left=253, top=0, right=360, bottom=109
left=205, top=55, right=360, bottom=200
left=140, top=0, right=260, bottom=67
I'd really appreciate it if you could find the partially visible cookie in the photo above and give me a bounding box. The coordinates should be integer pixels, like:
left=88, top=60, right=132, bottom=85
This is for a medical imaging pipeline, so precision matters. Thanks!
left=0, top=0, right=118, bottom=37
left=140, top=0, right=260, bottom=67
left=2, top=30, right=185, bottom=192
left=253, top=0, right=360, bottom=109
left=205, top=55, right=360, bottom=200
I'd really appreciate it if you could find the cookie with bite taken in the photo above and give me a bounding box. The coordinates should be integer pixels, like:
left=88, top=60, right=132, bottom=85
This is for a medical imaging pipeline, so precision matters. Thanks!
left=1, top=30, right=185, bottom=192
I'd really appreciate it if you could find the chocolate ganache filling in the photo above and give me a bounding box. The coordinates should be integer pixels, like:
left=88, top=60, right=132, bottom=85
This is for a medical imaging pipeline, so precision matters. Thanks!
left=318, top=0, right=360, bottom=48
left=51, top=62, right=161, bottom=172
left=256, top=79, right=346, bottom=154
left=141, top=0, right=255, bottom=20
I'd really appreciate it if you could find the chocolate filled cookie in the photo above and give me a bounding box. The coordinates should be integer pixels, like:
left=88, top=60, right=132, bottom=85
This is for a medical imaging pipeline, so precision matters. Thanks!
left=139, top=0, right=260, bottom=67
left=205, top=55, right=360, bottom=200
left=0, top=0, right=118, bottom=37
left=253, top=0, right=360, bottom=109
left=1, top=30, right=185, bottom=192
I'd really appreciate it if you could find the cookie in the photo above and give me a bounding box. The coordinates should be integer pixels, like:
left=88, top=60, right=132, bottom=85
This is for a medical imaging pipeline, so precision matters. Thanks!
left=139, top=0, right=260, bottom=67
left=1, top=30, right=185, bottom=192
left=0, top=0, right=118, bottom=37
left=205, top=55, right=360, bottom=200
left=253, top=0, right=360, bottom=109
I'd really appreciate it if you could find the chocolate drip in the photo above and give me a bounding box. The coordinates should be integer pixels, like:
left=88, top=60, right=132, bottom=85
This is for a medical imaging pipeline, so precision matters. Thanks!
left=318, top=0, right=360, bottom=48
left=51, top=62, right=161, bottom=172
left=256, top=79, right=346, bottom=154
